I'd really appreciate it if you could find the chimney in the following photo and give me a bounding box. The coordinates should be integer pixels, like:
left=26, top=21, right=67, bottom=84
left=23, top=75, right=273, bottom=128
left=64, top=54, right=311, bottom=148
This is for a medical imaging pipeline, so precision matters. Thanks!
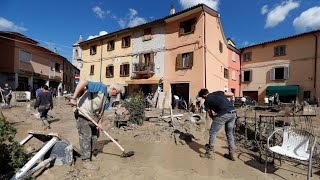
left=54, top=48, right=58, bottom=53
left=170, top=5, right=175, bottom=15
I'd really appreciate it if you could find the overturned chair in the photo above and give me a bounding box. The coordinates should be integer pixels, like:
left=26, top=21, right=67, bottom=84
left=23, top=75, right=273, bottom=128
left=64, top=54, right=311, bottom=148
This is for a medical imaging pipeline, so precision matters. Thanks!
left=265, top=127, right=317, bottom=180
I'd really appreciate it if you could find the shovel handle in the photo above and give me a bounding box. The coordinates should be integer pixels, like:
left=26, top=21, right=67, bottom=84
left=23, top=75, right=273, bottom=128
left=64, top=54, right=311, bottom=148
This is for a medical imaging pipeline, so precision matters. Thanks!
left=76, top=108, right=125, bottom=152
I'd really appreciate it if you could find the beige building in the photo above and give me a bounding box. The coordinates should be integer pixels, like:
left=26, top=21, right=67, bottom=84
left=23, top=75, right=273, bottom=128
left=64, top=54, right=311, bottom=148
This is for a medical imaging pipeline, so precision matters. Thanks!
left=241, top=30, right=320, bottom=104
left=79, top=30, right=132, bottom=91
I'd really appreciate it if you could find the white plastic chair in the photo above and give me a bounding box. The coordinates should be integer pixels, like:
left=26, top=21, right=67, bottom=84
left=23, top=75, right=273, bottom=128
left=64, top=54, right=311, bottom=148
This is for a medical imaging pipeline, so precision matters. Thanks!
left=265, top=127, right=317, bottom=180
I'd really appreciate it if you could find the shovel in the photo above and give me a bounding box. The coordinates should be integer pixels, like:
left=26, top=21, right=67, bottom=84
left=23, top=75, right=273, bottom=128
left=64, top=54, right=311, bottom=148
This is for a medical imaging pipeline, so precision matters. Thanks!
left=0, top=88, right=9, bottom=108
left=77, top=107, right=134, bottom=158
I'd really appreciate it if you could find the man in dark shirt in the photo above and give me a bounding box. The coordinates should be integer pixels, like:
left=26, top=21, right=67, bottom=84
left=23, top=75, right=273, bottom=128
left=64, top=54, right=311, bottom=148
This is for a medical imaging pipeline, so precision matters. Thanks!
left=198, top=89, right=236, bottom=161
left=1, top=83, right=12, bottom=106
left=34, top=85, right=53, bottom=120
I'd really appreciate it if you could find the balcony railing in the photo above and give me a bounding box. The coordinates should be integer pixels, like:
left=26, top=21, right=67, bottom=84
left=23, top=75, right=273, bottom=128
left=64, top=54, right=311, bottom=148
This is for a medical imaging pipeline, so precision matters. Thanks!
left=133, top=62, right=155, bottom=75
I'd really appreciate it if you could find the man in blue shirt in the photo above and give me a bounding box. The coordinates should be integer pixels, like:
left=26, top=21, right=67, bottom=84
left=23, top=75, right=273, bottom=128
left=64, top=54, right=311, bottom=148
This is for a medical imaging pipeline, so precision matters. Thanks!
left=68, top=80, right=124, bottom=170
left=198, top=89, right=236, bottom=161
left=1, top=83, right=12, bottom=106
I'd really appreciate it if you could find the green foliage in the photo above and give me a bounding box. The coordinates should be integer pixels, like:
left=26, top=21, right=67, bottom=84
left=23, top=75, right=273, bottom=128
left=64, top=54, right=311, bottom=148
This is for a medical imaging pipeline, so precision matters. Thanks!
left=123, top=92, right=145, bottom=125
left=0, top=113, right=28, bottom=178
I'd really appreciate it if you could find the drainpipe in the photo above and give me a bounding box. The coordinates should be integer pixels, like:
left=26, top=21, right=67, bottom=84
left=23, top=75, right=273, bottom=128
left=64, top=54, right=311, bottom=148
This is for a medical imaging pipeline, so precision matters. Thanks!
left=313, top=33, right=318, bottom=97
left=202, top=8, right=207, bottom=89
left=100, top=40, right=103, bottom=82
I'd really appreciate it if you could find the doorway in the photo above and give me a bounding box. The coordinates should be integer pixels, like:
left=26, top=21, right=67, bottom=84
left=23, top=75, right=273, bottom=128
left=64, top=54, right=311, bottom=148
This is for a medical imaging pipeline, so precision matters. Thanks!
left=171, top=83, right=190, bottom=109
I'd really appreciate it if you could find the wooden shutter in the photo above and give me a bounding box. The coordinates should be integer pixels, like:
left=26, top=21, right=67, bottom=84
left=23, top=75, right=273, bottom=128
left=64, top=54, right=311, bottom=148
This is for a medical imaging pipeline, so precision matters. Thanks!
left=241, top=71, right=244, bottom=82
left=250, top=70, right=252, bottom=81
left=191, top=18, right=196, bottom=33
left=284, top=66, right=289, bottom=80
left=270, top=68, right=275, bottom=80
left=106, top=66, right=109, bottom=77
left=139, top=53, right=143, bottom=63
left=128, top=37, right=131, bottom=47
left=179, top=22, right=184, bottom=36
left=189, top=52, right=193, bottom=68
left=120, top=65, right=123, bottom=76
left=176, top=54, right=182, bottom=70
left=150, top=51, right=154, bottom=64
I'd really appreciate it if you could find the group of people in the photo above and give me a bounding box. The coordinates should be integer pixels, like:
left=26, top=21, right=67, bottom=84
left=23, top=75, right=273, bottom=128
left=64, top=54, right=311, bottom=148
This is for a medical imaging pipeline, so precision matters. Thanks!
left=264, top=93, right=280, bottom=106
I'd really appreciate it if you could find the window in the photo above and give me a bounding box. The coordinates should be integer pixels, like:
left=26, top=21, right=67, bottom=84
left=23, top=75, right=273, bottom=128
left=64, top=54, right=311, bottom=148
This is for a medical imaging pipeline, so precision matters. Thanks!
left=243, top=52, right=252, bottom=61
left=143, top=28, right=152, bottom=41
left=274, top=45, right=286, bottom=56
left=232, top=70, right=236, bottom=81
left=107, top=40, right=115, bottom=51
left=232, top=52, right=236, bottom=62
left=224, top=68, right=228, bottom=79
left=106, top=65, right=114, bottom=78
left=75, top=49, right=79, bottom=58
left=270, top=67, right=289, bottom=80
left=219, top=41, right=223, bottom=53
left=122, top=36, right=131, bottom=48
left=90, top=45, right=97, bottom=55
left=241, top=70, right=252, bottom=82
left=176, top=52, right=193, bottom=70
left=90, top=65, right=94, bottom=75
left=304, top=91, right=311, bottom=99
left=19, top=49, right=32, bottom=63
left=50, top=60, right=55, bottom=71
left=55, top=63, right=61, bottom=72
left=179, top=18, right=196, bottom=35
left=120, top=63, right=130, bottom=77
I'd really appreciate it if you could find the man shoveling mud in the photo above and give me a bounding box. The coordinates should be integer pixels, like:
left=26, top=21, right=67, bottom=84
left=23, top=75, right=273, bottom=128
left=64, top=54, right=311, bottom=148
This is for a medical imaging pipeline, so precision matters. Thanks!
left=68, top=80, right=124, bottom=170
left=198, top=89, right=236, bottom=161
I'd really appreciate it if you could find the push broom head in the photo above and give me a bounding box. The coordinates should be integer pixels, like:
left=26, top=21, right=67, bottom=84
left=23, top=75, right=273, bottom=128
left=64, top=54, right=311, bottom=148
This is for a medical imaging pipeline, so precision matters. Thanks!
left=121, top=151, right=135, bottom=158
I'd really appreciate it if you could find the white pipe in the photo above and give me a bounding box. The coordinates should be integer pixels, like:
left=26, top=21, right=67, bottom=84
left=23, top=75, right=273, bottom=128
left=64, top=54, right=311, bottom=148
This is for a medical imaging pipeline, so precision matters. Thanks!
left=20, top=134, right=33, bottom=145
left=11, top=137, right=58, bottom=180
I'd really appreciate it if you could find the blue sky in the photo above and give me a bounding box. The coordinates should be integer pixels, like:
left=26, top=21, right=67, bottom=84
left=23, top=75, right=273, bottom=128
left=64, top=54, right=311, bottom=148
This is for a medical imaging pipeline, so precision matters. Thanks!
left=0, top=0, right=320, bottom=61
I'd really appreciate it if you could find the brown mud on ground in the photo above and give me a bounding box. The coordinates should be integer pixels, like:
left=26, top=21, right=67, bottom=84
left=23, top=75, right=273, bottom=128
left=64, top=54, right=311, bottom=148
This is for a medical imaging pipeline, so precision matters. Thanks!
left=1, top=98, right=319, bottom=180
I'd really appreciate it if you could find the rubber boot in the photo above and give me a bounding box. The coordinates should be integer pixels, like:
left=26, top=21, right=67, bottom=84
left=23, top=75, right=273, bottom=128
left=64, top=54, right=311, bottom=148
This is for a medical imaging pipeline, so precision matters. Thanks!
left=223, top=150, right=235, bottom=161
left=200, top=144, right=214, bottom=159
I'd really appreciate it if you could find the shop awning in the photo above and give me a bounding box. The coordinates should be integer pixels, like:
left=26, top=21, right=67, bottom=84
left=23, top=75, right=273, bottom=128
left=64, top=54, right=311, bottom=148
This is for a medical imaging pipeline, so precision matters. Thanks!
left=266, top=85, right=299, bottom=96
left=126, top=77, right=161, bottom=85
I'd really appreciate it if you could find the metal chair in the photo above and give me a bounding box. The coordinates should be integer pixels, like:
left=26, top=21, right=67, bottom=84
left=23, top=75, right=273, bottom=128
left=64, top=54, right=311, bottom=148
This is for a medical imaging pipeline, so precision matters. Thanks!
left=265, top=127, right=316, bottom=180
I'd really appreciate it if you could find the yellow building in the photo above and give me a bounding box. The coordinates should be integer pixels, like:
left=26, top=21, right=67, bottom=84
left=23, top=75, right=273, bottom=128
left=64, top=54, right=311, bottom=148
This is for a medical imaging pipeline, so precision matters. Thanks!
left=80, top=30, right=133, bottom=88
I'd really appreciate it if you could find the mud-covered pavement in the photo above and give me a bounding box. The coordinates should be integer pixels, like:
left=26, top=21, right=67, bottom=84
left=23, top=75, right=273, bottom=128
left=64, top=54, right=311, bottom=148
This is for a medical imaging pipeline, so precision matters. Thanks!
left=2, top=98, right=319, bottom=180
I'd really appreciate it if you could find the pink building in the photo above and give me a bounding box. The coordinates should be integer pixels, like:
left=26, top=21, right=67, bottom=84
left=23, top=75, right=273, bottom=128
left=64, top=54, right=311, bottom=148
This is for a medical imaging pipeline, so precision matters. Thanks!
left=163, top=4, right=240, bottom=107
left=227, top=38, right=241, bottom=97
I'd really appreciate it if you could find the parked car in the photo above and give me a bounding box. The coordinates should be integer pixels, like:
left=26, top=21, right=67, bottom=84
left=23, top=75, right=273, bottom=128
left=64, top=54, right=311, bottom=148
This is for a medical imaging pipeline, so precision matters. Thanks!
left=233, top=96, right=257, bottom=107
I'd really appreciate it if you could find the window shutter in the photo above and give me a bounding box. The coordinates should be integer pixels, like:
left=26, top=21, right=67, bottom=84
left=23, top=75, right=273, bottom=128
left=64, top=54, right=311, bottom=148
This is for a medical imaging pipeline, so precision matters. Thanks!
left=176, top=54, right=182, bottom=70
left=139, top=53, right=143, bottom=63
left=150, top=52, right=154, bottom=64
left=284, top=66, right=289, bottom=80
left=250, top=70, right=253, bottom=81
left=191, top=19, right=196, bottom=33
left=232, top=71, right=236, bottom=80
left=270, top=68, right=275, bottom=80
left=189, top=52, right=193, bottom=68
left=179, top=22, right=184, bottom=36
left=106, top=67, right=109, bottom=77
left=120, top=65, right=123, bottom=76
left=232, top=52, right=236, bottom=62
left=241, top=71, right=244, bottom=82
left=128, top=37, right=131, bottom=47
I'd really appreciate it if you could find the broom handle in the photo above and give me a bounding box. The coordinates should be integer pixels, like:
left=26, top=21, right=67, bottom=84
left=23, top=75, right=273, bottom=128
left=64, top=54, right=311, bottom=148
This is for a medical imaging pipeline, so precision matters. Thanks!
left=77, top=108, right=125, bottom=152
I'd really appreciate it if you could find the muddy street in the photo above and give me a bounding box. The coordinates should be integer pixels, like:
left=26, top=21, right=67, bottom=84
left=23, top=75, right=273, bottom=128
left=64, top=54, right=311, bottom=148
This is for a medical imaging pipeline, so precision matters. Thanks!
left=2, top=98, right=319, bottom=180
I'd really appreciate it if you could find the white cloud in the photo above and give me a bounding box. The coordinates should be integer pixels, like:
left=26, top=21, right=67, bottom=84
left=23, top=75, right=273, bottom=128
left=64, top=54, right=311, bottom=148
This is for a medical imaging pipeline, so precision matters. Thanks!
left=87, top=31, right=108, bottom=40
left=242, top=41, right=250, bottom=47
left=118, top=18, right=126, bottom=28
left=264, top=0, right=300, bottom=28
left=179, top=0, right=219, bottom=11
left=293, top=6, right=320, bottom=32
left=128, top=17, right=147, bottom=27
left=261, top=5, right=268, bottom=15
left=117, top=8, right=146, bottom=28
left=99, top=31, right=108, bottom=36
left=0, top=17, right=27, bottom=32
left=92, top=6, right=106, bottom=19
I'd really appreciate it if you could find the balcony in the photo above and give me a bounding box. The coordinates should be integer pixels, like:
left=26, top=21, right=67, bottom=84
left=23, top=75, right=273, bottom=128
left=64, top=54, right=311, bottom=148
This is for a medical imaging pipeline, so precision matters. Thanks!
left=133, top=62, right=155, bottom=75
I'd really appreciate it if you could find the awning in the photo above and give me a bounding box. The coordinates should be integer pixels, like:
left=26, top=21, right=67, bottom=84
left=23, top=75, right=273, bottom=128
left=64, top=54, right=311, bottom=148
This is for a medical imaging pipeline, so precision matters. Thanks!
left=126, top=77, right=161, bottom=85
left=266, top=85, right=299, bottom=96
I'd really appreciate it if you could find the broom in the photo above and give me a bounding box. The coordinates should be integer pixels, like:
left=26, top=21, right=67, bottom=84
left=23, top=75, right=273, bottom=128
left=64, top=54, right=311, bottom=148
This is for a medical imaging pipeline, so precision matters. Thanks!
left=76, top=107, right=134, bottom=158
